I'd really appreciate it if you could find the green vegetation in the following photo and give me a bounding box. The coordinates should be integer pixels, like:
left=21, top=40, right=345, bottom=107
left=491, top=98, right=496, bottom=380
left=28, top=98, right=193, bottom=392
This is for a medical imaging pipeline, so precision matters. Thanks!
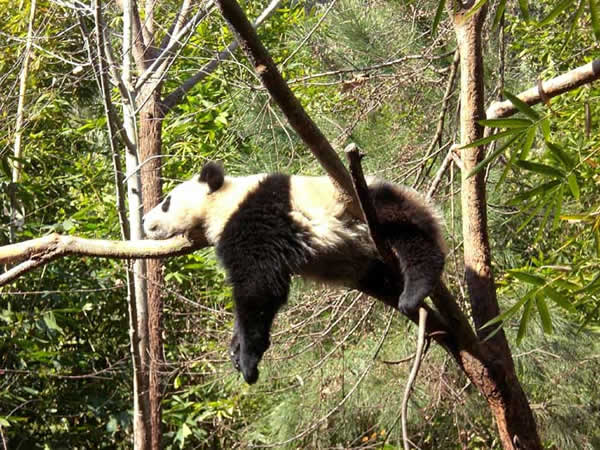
left=1, top=0, right=599, bottom=448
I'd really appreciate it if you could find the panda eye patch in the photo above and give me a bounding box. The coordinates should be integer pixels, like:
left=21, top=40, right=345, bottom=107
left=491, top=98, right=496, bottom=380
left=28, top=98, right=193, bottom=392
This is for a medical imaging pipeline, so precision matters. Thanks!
left=161, top=195, right=171, bottom=212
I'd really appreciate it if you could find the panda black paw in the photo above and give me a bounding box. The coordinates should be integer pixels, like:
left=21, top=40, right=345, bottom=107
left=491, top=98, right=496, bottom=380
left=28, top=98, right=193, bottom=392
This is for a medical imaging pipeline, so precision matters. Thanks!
left=398, top=292, right=422, bottom=315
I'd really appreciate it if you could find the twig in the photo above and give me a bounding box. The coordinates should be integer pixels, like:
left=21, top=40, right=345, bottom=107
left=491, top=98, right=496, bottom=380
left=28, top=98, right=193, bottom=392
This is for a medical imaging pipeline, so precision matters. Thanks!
left=402, top=306, right=427, bottom=450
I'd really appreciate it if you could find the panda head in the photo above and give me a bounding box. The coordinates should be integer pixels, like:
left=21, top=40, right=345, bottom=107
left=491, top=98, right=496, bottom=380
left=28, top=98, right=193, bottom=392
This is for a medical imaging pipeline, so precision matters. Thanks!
left=143, top=161, right=225, bottom=240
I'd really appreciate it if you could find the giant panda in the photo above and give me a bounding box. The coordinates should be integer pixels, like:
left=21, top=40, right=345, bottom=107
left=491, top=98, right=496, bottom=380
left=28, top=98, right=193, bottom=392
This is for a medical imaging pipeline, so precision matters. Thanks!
left=143, top=161, right=446, bottom=384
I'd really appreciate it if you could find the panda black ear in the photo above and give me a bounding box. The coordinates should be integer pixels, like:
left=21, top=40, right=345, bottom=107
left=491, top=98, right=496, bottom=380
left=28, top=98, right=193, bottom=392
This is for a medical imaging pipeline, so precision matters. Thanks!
left=199, top=161, right=225, bottom=193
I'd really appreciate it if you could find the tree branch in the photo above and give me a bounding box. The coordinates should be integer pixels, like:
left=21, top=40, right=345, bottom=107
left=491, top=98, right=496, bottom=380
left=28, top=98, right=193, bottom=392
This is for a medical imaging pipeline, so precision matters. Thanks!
left=486, top=58, right=600, bottom=119
left=0, top=233, right=205, bottom=287
left=214, top=0, right=361, bottom=217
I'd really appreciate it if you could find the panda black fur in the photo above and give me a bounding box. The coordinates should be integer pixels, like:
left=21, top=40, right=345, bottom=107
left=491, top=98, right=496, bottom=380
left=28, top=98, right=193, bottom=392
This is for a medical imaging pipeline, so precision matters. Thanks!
left=143, top=161, right=446, bottom=384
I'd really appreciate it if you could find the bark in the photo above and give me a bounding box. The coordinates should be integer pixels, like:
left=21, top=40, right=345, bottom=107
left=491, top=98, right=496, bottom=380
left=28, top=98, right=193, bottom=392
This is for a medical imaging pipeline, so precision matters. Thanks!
left=138, top=88, right=165, bottom=450
left=487, top=58, right=600, bottom=119
left=450, top=3, right=542, bottom=449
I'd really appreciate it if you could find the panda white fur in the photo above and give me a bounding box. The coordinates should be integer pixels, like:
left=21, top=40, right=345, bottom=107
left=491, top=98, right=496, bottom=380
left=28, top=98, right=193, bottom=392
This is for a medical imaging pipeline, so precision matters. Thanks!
left=143, top=161, right=446, bottom=384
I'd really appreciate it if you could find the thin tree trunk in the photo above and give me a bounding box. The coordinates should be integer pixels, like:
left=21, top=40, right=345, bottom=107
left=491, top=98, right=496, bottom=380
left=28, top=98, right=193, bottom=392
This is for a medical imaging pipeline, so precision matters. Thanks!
left=10, top=0, right=36, bottom=242
left=122, top=0, right=151, bottom=447
left=450, top=3, right=542, bottom=449
left=138, top=87, right=165, bottom=450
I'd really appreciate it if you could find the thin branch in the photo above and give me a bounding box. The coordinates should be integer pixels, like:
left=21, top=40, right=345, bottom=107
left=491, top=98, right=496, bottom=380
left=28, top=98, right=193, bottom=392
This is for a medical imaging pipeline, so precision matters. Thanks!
left=413, top=50, right=459, bottom=189
left=134, top=2, right=214, bottom=92
left=402, top=307, right=427, bottom=450
left=486, top=58, right=600, bottom=119
left=161, top=0, right=282, bottom=112
left=427, top=144, right=457, bottom=200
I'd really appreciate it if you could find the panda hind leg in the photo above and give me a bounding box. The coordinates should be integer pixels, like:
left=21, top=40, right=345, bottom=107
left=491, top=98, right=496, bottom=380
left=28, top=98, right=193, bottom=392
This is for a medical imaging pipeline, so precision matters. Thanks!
left=391, top=233, right=445, bottom=315
left=232, top=278, right=290, bottom=384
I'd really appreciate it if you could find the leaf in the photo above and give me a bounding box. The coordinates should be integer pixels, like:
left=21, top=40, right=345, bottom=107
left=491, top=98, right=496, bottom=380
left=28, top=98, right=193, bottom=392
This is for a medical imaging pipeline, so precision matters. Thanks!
left=503, top=91, right=540, bottom=120
left=467, top=133, right=521, bottom=178
left=590, top=0, right=600, bottom=40
left=545, top=141, right=573, bottom=169
left=514, top=160, right=564, bottom=177
left=43, top=312, right=63, bottom=334
left=535, top=294, right=553, bottom=334
left=478, top=118, right=533, bottom=128
left=552, top=185, right=565, bottom=230
left=481, top=289, right=535, bottom=329
left=463, top=0, right=489, bottom=22
left=432, top=0, right=446, bottom=35
left=508, top=270, right=546, bottom=286
left=518, top=0, right=530, bottom=20
left=517, top=297, right=534, bottom=344
left=562, top=0, right=586, bottom=52
left=567, top=173, right=580, bottom=200
left=508, top=179, right=561, bottom=204
left=539, top=0, right=575, bottom=26
left=519, top=126, right=537, bottom=160
left=544, top=286, right=575, bottom=312
left=492, top=0, right=507, bottom=30
left=460, top=129, right=517, bottom=149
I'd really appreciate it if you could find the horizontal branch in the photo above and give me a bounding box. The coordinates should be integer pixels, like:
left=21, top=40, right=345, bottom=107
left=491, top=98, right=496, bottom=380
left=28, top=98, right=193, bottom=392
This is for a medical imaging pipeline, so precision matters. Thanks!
left=487, top=58, right=600, bottom=119
left=0, top=233, right=206, bottom=287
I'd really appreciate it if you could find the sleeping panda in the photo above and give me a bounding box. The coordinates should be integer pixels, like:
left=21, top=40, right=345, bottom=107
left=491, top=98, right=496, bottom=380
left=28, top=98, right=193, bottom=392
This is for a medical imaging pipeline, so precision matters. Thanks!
left=143, top=161, right=446, bottom=384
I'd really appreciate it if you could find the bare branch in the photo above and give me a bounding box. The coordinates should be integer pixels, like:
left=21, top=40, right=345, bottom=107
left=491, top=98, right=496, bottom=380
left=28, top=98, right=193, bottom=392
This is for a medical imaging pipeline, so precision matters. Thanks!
left=486, top=59, right=600, bottom=119
left=0, top=234, right=204, bottom=287
left=402, top=307, right=427, bottom=450
left=162, top=0, right=282, bottom=111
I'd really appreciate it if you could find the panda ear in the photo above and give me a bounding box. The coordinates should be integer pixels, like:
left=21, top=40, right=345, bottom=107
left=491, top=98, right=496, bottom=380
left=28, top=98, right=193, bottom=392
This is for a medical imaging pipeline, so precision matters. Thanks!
left=199, top=161, right=225, bottom=193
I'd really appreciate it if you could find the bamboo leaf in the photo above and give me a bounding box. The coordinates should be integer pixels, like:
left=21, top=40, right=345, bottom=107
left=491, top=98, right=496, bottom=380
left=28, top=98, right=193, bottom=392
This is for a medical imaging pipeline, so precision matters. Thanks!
left=492, top=0, right=507, bottom=30
left=535, top=294, right=553, bottom=334
left=432, top=0, right=446, bottom=35
left=460, top=129, right=517, bottom=149
left=519, top=126, right=537, bottom=160
left=539, top=0, right=574, bottom=26
left=481, top=291, right=533, bottom=329
left=515, top=160, right=565, bottom=177
left=589, top=0, right=600, bottom=41
left=534, top=204, right=553, bottom=244
left=463, top=0, right=489, bottom=22
left=518, top=0, right=530, bottom=20
left=545, top=141, right=574, bottom=169
left=503, top=91, right=540, bottom=120
left=567, top=173, right=580, bottom=200
left=517, top=298, right=535, bottom=344
left=467, top=133, right=521, bottom=178
left=479, top=118, right=533, bottom=128
left=552, top=185, right=564, bottom=230
left=508, top=179, right=561, bottom=204
left=544, top=286, right=575, bottom=312
left=562, top=0, right=586, bottom=52
left=509, top=270, right=546, bottom=286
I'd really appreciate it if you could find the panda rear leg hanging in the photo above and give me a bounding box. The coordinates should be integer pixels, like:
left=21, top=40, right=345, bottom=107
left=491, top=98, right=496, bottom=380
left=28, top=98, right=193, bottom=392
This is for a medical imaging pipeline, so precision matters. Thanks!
left=393, top=233, right=445, bottom=314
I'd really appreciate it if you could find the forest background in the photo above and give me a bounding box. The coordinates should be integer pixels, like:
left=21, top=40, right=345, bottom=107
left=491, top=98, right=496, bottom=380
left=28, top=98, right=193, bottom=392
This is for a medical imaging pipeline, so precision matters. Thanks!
left=1, top=0, right=599, bottom=448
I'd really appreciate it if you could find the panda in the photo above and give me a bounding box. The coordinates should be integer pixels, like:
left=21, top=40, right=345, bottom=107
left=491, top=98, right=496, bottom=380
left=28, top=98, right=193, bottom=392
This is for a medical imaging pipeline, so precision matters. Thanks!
left=143, top=161, right=446, bottom=384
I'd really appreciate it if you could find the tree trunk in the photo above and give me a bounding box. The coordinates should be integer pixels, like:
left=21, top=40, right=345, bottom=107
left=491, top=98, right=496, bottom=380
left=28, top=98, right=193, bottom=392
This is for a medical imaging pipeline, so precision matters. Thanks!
left=450, top=3, right=542, bottom=449
left=138, top=87, right=165, bottom=450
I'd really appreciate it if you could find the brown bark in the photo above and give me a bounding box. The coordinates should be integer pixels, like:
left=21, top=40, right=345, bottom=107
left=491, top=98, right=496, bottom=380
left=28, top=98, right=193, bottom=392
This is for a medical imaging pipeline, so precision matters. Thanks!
left=451, top=3, right=542, bottom=449
left=138, top=88, right=165, bottom=450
